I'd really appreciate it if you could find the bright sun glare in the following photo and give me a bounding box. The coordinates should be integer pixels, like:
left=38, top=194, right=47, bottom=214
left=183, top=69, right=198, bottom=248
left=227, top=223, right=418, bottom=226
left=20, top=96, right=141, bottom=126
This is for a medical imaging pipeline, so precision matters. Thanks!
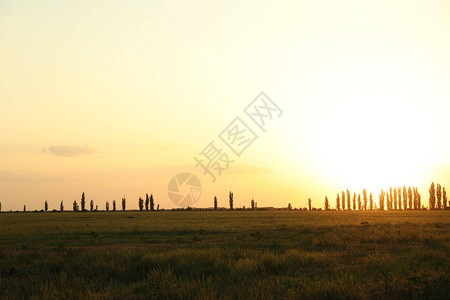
left=288, top=59, right=441, bottom=193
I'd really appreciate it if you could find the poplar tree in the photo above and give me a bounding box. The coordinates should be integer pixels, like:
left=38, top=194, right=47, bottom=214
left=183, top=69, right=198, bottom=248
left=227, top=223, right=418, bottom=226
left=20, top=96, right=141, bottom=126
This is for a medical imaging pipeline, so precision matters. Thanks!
left=60, top=201, right=64, bottom=212
left=308, top=198, right=312, bottom=211
left=113, top=200, right=116, bottom=211
left=408, top=187, right=413, bottom=210
left=106, top=201, right=109, bottom=211
left=352, top=192, right=356, bottom=210
left=369, top=192, right=373, bottom=210
left=403, top=186, right=408, bottom=210
left=429, top=182, right=436, bottom=210
left=139, top=197, right=144, bottom=211
left=145, top=194, right=149, bottom=211
left=357, top=194, right=362, bottom=210
left=436, top=183, right=442, bottom=209
left=336, top=193, right=340, bottom=210
left=122, top=196, right=126, bottom=211
left=90, top=200, right=94, bottom=212
left=363, top=189, right=368, bottom=210
left=393, top=188, right=398, bottom=210
left=341, top=191, right=346, bottom=210
left=229, top=191, right=234, bottom=210
left=325, top=196, right=329, bottom=210
left=347, top=190, right=351, bottom=210
left=150, top=194, right=155, bottom=211
left=379, top=189, right=385, bottom=210
left=45, top=200, right=48, bottom=212
left=443, top=187, right=447, bottom=209
left=81, top=192, right=86, bottom=211
left=214, top=196, right=218, bottom=210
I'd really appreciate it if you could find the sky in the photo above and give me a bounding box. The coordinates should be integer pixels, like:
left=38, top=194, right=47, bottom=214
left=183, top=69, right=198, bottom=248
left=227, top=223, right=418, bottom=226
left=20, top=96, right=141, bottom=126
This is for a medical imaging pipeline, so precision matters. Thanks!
left=1, top=0, right=450, bottom=211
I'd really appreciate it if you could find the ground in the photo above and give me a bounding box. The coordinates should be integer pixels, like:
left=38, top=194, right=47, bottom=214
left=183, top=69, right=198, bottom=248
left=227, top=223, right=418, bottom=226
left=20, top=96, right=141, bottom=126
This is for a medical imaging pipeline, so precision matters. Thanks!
left=0, top=210, right=449, bottom=299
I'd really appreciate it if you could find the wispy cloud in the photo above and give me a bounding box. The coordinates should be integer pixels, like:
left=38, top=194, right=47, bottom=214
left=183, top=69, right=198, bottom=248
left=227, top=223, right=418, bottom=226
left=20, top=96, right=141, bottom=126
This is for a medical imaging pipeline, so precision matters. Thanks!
left=43, top=145, right=97, bottom=157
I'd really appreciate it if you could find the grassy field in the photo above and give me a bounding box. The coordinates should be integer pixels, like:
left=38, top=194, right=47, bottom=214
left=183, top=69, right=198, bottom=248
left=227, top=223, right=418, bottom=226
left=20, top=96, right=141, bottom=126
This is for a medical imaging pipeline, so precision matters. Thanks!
left=0, top=211, right=449, bottom=299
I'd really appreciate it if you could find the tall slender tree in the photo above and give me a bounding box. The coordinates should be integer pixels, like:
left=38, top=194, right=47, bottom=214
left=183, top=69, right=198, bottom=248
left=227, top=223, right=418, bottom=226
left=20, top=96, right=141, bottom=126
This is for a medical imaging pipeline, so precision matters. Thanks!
left=397, top=187, right=402, bottom=209
left=81, top=192, right=86, bottom=211
left=379, top=189, right=385, bottom=210
left=443, top=187, right=447, bottom=209
left=121, top=196, right=126, bottom=211
left=352, top=192, right=356, bottom=210
left=403, top=186, right=408, bottom=210
left=106, top=201, right=109, bottom=211
left=336, top=193, right=340, bottom=210
left=113, top=200, right=116, bottom=211
left=214, top=196, right=218, bottom=210
left=60, top=201, right=64, bottom=212
left=389, top=187, right=393, bottom=210
left=363, top=189, right=368, bottom=210
left=325, top=196, right=329, bottom=210
left=90, top=200, right=94, bottom=212
left=341, top=191, right=346, bottom=210
left=0, top=202, right=2, bottom=211
left=357, top=194, right=362, bottom=210
left=346, top=189, right=351, bottom=210
left=429, top=182, right=436, bottom=210
left=393, top=188, right=398, bottom=210
left=436, top=183, right=442, bottom=209
left=150, top=194, right=155, bottom=211
left=229, top=191, right=234, bottom=210
left=408, top=187, right=413, bottom=210
left=24, top=205, right=26, bottom=212
left=308, top=198, right=312, bottom=211
left=145, top=194, right=149, bottom=211
left=45, top=200, right=48, bottom=212
left=139, top=197, right=144, bottom=211
left=369, top=193, right=373, bottom=210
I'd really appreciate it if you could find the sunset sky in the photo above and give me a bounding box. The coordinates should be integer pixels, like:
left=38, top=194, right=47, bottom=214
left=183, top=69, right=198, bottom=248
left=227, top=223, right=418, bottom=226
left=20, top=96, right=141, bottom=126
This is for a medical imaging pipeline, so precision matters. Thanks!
left=1, top=1, right=450, bottom=211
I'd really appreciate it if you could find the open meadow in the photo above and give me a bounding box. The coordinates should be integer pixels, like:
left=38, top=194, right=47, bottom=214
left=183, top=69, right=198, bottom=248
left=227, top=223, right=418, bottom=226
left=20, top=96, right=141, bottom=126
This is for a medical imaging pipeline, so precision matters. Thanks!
left=0, top=211, right=449, bottom=299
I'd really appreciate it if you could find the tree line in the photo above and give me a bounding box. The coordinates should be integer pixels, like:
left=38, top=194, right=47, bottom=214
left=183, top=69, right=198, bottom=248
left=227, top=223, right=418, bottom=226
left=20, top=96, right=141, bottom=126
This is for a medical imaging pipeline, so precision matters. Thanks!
left=322, top=182, right=448, bottom=211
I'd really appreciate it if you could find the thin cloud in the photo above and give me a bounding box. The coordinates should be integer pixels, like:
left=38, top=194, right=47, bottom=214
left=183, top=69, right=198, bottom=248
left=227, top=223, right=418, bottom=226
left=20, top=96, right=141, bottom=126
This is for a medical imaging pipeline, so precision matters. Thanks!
left=44, top=145, right=97, bottom=157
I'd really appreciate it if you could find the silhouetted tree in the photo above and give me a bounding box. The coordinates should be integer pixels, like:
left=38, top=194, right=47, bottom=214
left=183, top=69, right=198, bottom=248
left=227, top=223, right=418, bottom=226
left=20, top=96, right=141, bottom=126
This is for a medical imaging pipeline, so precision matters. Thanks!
left=308, top=198, right=312, bottom=211
left=73, top=200, right=79, bottom=212
left=288, top=203, right=292, bottom=210
left=408, top=187, right=413, bottom=210
left=429, top=182, right=436, bottom=210
left=379, top=189, right=385, bottom=210
left=393, top=188, right=398, bottom=210
left=150, top=194, right=155, bottom=211
left=157, top=204, right=159, bottom=211
left=145, top=194, right=149, bottom=211
left=106, top=201, right=109, bottom=211
left=324, top=196, right=329, bottom=210
left=214, top=196, right=218, bottom=210
left=369, top=193, right=373, bottom=210
left=122, top=196, right=126, bottom=211
left=363, top=189, right=368, bottom=210
left=24, top=205, right=26, bottom=212
left=81, top=192, right=86, bottom=211
left=113, top=200, right=116, bottom=211
left=443, top=187, right=447, bottom=209
left=251, top=198, right=254, bottom=210
left=341, top=191, right=346, bottom=210
left=45, top=200, right=48, bottom=212
left=346, top=189, right=351, bottom=210
left=436, top=183, right=442, bottom=209
left=357, top=194, right=361, bottom=210
left=402, top=186, right=407, bottom=210
left=139, top=197, right=144, bottom=211
left=0, top=202, right=1, bottom=211
left=352, top=192, right=356, bottom=210
left=397, top=187, right=402, bottom=209
left=229, top=191, right=234, bottom=210
left=90, top=200, right=94, bottom=212
left=60, top=201, right=64, bottom=212
left=388, top=187, right=393, bottom=210
left=336, top=193, right=340, bottom=210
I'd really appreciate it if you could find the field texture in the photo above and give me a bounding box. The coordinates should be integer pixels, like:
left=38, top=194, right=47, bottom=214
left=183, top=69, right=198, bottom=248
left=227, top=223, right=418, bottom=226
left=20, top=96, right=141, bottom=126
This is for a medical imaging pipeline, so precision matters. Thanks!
left=0, top=211, right=449, bottom=299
